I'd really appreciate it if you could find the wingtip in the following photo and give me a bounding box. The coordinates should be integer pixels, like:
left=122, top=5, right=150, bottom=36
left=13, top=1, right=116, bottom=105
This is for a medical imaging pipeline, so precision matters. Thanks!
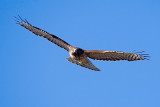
left=14, top=15, right=29, bottom=25
left=137, top=51, right=150, bottom=60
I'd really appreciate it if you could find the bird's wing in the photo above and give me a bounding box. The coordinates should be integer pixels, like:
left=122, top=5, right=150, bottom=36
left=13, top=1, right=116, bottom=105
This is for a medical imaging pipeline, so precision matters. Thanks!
left=15, top=16, right=71, bottom=51
left=66, top=57, right=100, bottom=71
left=85, top=50, right=149, bottom=61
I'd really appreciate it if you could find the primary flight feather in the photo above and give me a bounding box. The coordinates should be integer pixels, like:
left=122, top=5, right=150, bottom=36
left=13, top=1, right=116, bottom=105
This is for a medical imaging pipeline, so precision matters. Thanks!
left=15, top=16, right=149, bottom=71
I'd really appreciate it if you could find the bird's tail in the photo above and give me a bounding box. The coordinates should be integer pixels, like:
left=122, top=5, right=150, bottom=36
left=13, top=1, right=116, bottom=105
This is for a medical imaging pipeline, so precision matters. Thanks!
left=66, top=57, right=100, bottom=71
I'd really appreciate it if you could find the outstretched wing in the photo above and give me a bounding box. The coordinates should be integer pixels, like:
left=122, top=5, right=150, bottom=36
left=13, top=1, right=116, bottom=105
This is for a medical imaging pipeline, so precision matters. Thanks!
left=85, top=50, right=149, bottom=61
left=66, top=57, right=100, bottom=71
left=15, top=16, right=71, bottom=51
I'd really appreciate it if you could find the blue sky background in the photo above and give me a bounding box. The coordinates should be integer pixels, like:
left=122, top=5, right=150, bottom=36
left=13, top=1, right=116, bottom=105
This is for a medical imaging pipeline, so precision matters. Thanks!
left=0, top=0, right=160, bottom=107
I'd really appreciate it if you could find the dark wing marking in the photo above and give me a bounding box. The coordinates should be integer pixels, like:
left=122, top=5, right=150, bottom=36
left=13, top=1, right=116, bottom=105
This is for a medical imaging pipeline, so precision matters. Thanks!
left=66, top=57, right=100, bottom=71
left=15, top=16, right=71, bottom=51
left=85, top=50, right=149, bottom=61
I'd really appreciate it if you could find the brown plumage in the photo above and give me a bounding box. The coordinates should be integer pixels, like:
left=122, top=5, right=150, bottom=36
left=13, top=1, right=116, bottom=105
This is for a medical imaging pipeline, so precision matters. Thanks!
left=15, top=16, right=149, bottom=71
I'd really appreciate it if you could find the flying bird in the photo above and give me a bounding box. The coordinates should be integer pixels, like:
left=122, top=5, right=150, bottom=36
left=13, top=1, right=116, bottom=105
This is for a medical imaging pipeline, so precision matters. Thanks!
left=15, top=16, right=149, bottom=71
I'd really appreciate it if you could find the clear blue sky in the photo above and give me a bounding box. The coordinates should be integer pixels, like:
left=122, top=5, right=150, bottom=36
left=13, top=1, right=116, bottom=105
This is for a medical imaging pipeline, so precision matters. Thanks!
left=0, top=0, right=160, bottom=107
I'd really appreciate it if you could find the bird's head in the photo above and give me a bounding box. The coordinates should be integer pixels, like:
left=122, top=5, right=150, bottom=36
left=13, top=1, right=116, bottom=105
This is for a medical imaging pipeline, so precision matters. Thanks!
left=73, top=48, right=84, bottom=56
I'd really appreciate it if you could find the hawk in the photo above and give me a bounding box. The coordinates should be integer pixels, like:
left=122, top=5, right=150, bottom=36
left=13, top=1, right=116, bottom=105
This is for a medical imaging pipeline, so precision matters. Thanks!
left=15, top=16, right=149, bottom=71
